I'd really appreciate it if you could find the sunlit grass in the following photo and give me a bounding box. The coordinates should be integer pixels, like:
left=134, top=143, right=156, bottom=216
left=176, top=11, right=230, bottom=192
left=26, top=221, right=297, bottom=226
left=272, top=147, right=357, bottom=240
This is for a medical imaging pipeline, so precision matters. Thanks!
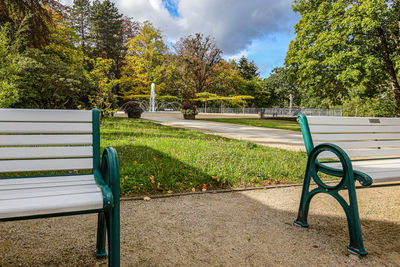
left=198, top=118, right=300, bottom=131
left=102, top=118, right=307, bottom=196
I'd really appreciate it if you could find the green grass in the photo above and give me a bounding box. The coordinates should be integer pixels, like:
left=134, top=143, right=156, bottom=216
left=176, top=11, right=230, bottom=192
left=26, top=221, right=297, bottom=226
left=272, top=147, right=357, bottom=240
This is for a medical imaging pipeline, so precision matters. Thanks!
left=198, top=118, right=301, bottom=131
left=101, top=117, right=307, bottom=196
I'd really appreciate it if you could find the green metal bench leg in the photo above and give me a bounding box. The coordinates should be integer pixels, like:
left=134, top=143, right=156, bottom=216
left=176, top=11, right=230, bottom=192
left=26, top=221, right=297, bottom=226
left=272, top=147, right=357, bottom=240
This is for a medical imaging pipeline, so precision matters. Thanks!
left=106, top=206, right=120, bottom=267
left=343, top=180, right=367, bottom=255
left=294, top=168, right=313, bottom=227
left=95, top=212, right=108, bottom=257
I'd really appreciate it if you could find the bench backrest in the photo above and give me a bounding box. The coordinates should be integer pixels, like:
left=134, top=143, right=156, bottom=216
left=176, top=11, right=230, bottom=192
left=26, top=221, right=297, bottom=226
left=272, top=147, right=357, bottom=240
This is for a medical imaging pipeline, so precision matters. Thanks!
left=0, top=109, right=100, bottom=174
left=298, top=115, right=400, bottom=160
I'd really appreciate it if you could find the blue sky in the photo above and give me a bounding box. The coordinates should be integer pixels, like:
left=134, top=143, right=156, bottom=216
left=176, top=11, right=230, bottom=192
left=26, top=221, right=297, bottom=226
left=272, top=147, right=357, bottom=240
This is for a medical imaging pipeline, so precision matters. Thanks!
left=62, top=0, right=299, bottom=78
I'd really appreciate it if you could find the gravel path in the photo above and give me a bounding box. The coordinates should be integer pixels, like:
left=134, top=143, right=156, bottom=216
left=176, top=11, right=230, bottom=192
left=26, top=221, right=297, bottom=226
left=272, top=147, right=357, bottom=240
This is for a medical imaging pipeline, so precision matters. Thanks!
left=2, top=185, right=400, bottom=266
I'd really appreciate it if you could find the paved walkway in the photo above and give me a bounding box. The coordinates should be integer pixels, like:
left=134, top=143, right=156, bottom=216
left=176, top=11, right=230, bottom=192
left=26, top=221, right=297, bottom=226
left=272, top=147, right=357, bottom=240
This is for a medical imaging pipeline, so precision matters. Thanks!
left=139, top=112, right=304, bottom=151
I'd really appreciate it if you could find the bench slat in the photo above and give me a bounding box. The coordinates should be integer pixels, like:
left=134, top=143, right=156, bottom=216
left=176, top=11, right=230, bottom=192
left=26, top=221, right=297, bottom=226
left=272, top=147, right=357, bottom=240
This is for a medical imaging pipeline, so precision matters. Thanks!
left=0, top=192, right=103, bottom=219
left=307, top=116, right=400, bottom=126
left=314, top=140, right=400, bottom=149
left=0, top=184, right=101, bottom=200
left=0, top=158, right=93, bottom=173
left=312, top=133, right=400, bottom=142
left=0, top=109, right=92, bottom=122
left=309, top=125, right=400, bottom=134
left=0, top=135, right=93, bottom=146
left=317, top=149, right=400, bottom=159
left=0, top=122, right=92, bottom=134
left=0, top=175, right=95, bottom=186
left=0, top=146, right=93, bottom=160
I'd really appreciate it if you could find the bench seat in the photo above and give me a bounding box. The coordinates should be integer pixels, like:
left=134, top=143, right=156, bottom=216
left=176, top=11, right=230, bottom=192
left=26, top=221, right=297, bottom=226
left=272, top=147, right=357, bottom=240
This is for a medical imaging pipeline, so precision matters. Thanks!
left=0, top=175, right=104, bottom=220
left=324, top=158, right=400, bottom=183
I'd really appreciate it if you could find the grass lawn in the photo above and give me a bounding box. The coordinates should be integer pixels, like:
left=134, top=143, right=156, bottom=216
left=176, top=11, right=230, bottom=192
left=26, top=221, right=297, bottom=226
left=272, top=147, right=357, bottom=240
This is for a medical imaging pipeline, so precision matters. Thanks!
left=101, top=118, right=307, bottom=196
left=198, top=118, right=301, bottom=131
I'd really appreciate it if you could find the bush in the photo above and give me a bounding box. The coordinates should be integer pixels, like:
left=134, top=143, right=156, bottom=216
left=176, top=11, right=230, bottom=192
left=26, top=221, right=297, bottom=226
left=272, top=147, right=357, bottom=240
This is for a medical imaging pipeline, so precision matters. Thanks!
left=123, top=101, right=144, bottom=114
left=181, top=101, right=198, bottom=115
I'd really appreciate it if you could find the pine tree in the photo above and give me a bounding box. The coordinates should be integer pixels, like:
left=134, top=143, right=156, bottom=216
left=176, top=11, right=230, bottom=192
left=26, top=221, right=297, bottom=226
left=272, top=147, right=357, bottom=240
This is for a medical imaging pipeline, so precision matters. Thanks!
left=90, top=0, right=123, bottom=75
left=70, top=0, right=91, bottom=53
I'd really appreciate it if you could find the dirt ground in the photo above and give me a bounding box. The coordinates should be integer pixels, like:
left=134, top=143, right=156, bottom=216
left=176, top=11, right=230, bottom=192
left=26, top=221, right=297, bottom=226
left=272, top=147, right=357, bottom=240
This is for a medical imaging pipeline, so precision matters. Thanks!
left=2, top=185, right=400, bottom=266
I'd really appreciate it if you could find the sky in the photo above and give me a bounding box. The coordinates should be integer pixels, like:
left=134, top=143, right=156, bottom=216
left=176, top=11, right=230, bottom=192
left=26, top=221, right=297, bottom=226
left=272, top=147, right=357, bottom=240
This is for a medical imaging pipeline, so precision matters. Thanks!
left=61, top=0, right=299, bottom=78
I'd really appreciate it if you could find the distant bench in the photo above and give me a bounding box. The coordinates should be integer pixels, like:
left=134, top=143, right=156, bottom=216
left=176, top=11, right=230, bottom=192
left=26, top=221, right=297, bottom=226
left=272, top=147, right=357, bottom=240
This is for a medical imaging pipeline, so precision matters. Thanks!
left=294, top=114, right=400, bottom=255
left=0, top=109, right=120, bottom=266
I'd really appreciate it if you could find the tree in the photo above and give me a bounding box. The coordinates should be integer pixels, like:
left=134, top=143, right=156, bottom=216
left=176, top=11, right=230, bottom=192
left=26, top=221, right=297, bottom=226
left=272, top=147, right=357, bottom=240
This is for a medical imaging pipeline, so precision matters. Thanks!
left=174, top=33, right=222, bottom=98
left=0, top=0, right=54, bottom=48
left=208, top=59, right=246, bottom=96
left=90, top=0, right=123, bottom=74
left=14, top=11, right=92, bottom=109
left=264, top=67, right=299, bottom=108
left=120, top=21, right=167, bottom=98
left=286, top=0, right=400, bottom=113
left=69, top=0, right=91, bottom=53
left=237, top=56, right=259, bottom=80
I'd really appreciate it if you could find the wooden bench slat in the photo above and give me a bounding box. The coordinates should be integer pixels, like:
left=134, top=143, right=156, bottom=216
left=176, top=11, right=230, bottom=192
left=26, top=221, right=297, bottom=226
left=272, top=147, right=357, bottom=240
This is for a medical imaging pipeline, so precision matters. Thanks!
left=0, top=180, right=96, bottom=190
left=0, top=192, right=103, bottom=219
left=312, top=133, right=400, bottom=142
left=0, top=175, right=95, bottom=186
left=0, top=146, right=93, bottom=160
left=0, top=158, right=93, bottom=173
left=0, top=135, right=93, bottom=146
left=0, top=122, right=92, bottom=134
left=0, top=184, right=101, bottom=200
left=317, top=149, right=400, bottom=159
left=309, top=125, right=400, bottom=134
left=307, top=116, right=400, bottom=126
left=314, top=140, right=400, bottom=149
left=0, top=109, right=92, bottom=122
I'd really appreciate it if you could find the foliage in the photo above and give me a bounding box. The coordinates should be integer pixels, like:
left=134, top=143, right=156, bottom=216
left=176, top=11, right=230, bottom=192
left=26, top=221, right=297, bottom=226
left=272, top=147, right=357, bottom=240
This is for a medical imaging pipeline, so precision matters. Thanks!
left=69, top=0, right=91, bottom=52
left=174, top=33, right=222, bottom=98
left=263, top=67, right=299, bottom=108
left=101, top=118, right=307, bottom=195
left=122, top=101, right=143, bottom=114
left=181, top=101, right=198, bottom=115
left=0, top=0, right=54, bottom=48
left=237, top=56, right=259, bottom=80
left=13, top=11, right=93, bottom=109
left=286, top=0, right=400, bottom=114
left=120, top=21, right=167, bottom=97
left=208, top=59, right=246, bottom=96
left=88, top=57, right=117, bottom=118
left=90, top=0, right=123, bottom=74
left=0, top=24, right=26, bottom=107
left=342, top=95, right=397, bottom=117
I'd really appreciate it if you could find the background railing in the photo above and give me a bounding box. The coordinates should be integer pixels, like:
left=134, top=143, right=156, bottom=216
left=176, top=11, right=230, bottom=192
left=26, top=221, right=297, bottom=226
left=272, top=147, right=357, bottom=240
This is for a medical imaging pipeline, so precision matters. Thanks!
left=197, top=107, right=343, bottom=117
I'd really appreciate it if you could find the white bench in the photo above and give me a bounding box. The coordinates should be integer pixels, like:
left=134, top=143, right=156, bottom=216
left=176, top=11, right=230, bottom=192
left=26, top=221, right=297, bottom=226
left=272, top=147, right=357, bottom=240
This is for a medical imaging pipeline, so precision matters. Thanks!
left=0, top=108, right=120, bottom=266
left=295, top=115, right=400, bottom=256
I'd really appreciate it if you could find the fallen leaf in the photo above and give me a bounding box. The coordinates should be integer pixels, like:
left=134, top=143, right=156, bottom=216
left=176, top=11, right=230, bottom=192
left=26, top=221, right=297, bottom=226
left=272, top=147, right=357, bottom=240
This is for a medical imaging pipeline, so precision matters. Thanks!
left=191, top=188, right=196, bottom=192
left=143, top=196, right=151, bottom=201
left=133, top=161, right=138, bottom=165
left=202, top=184, right=207, bottom=191
left=167, top=190, right=173, bottom=194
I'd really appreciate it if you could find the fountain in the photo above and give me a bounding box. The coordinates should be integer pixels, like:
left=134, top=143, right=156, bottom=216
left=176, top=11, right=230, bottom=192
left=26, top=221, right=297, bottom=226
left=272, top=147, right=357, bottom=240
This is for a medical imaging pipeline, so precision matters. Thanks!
left=149, top=83, right=156, bottom=112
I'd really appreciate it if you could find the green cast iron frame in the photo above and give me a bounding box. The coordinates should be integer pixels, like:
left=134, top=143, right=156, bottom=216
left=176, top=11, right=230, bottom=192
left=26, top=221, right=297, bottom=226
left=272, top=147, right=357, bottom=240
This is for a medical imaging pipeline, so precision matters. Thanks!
left=294, top=114, right=373, bottom=256
left=0, top=109, right=120, bottom=267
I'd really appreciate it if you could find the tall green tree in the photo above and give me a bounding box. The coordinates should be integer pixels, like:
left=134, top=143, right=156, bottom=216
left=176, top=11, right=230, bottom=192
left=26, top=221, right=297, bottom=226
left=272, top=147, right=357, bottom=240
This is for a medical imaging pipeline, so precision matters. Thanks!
left=0, top=0, right=55, bottom=48
left=120, top=21, right=167, bottom=97
left=237, top=56, right=259, bottom=80
left=69, top=0, right=91, bottom=53
left=174, top=33, right=222, bottom=99
left=90, top=0, right=123, bottom=74
left=286, top=0, right=400, bottom=113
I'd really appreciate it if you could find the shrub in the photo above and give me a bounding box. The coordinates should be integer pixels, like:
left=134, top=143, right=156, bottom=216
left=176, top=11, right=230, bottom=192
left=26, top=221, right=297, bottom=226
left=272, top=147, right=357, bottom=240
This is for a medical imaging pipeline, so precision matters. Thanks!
left=181, top=101, right=198, bottom=115
left=123, top=101, right=144, bottom=115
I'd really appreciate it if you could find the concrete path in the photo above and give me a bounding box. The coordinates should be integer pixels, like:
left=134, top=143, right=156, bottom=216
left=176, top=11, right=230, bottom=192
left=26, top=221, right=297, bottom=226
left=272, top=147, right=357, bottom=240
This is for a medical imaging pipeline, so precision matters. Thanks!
left=140, top=112, right=304, bottom=151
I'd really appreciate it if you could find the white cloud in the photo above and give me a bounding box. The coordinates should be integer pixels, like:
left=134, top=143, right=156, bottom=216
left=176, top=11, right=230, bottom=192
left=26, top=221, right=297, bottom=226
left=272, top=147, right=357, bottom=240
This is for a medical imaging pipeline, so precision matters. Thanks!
left=118, top=0, right=297, bottom=55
